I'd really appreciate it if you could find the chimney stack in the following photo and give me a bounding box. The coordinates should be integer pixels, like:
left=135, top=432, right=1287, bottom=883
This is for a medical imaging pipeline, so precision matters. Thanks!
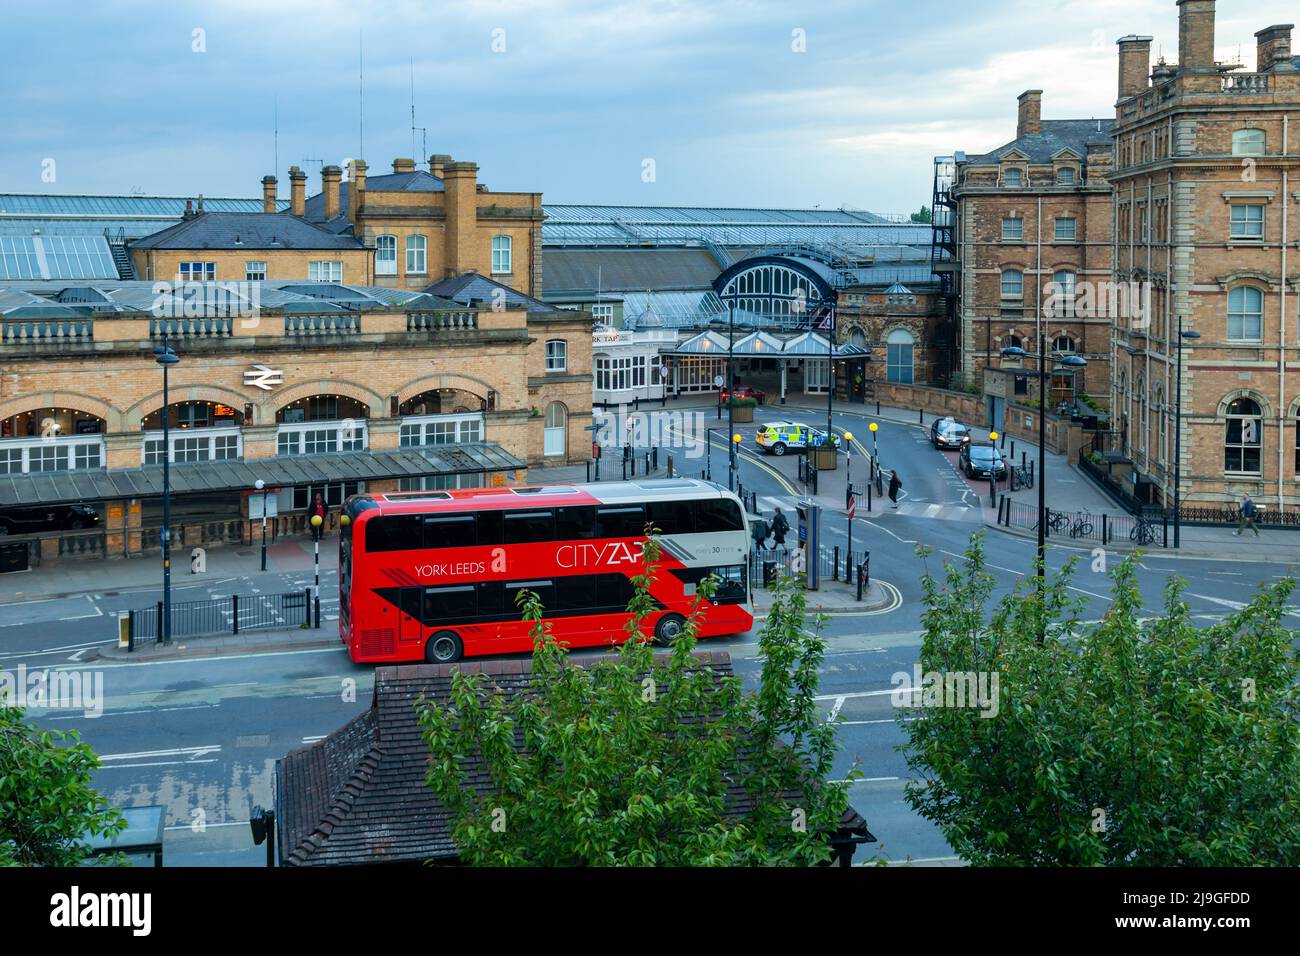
left=183, top=199, right=195, bottom=220
left=1117, top=35, right=1154, bottom=98
left=1017, top=90, right=1043, bottom=138
left=289, top=165, right=307, bottom=217
left=1256, top=24, right=1294, bottom=72
left=442, top=161, right=479, bottom=278
left=429, top=154, right=452, bottom=179
left=321, top=165, right=343, bottom=221
left=348, top=159, right=367, bottom=224
left=392, top=158, right=416, bottom=173
left=1177, top=0, right=1217, bottom=72
left=262, top=175, right=277, bottom=214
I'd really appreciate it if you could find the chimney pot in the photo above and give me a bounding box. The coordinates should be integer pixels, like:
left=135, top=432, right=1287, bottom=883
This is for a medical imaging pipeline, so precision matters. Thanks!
left=429, top=154, right=453, bottom=179
left=1177, top=0, right=1217, bottom=73
left=1017, top=90, right=1043, bottom=138
left=1256, top=24, right=1295, bottom=73
left=1117, top=35, right=1154, bottom=98
left=289, top=165, right=307, bottom=217
left=392, top=158, right=416, bottom=174
left=321, top=165, right=343, bottom=221
left=261, top=175, right=277, bottom=214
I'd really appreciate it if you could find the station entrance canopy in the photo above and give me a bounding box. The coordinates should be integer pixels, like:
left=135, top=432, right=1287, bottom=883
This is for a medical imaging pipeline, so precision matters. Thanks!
left=0, top=444, right=525, bottom=509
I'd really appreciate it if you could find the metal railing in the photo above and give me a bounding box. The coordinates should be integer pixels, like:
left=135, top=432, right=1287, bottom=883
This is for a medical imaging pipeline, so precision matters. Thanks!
left=127, top=588, right=316, bottom=647
left=997, top=498, right=1170, bottom=548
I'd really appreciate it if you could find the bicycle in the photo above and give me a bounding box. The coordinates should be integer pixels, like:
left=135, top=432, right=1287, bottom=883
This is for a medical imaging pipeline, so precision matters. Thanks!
left=1018, top=464, right=1034, bottom=491
left=1130, top=518, right=1158, bottom=546
left=1046, top=510, right=1070, bottom=533
left=1067, top=516, right=1094, bottom=539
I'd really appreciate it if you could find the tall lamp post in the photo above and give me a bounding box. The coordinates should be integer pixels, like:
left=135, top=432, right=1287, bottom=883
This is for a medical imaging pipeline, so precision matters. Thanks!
left=254, top=478, right=269, bottom=571
left=1000, top=338, right=1087, bottom=587
left=153, top=338, right=179, bottom=645
left=868, top=421, right=879, bottom=485
left=1172, top=318, right=1200, bottom=549
left=310, top=513, right=323, bottom=627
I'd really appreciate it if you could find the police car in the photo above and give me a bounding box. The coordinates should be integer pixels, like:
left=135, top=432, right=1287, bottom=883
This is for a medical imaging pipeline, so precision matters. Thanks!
left=754, top=421, right=840, bottom=456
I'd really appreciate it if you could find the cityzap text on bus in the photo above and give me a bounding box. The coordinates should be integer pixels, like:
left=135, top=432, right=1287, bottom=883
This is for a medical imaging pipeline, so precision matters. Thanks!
left=338, top=480, right=753, bottom=664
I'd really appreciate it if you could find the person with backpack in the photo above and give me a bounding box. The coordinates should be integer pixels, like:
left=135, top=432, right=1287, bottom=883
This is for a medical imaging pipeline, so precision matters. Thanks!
left=1234, top=493, right=1260, bottom=537
left=750, top=514, right=769, bottom=551
left=770, top=507, right=790, bottom=548
left=887, top=470, right=902, bottom=510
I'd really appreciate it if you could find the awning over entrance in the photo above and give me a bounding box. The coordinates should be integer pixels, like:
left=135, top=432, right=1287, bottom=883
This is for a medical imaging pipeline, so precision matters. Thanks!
left=0, top=443, right=525, bottom=509
left=675, top=329, right=870, bottom=357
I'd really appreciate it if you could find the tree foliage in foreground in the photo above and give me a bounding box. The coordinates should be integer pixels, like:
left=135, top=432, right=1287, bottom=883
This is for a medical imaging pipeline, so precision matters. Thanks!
left=902, top=534, right=1300, bottom=865
left=418, top=539, right=857, bottom=865
left=0, top=699, right=124, bottom=866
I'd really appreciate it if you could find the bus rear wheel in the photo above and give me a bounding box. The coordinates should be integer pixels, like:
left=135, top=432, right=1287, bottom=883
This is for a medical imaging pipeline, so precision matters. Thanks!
left=425, top=630, right=464, bottom=664
left=653, top=613, right=687, bottom=646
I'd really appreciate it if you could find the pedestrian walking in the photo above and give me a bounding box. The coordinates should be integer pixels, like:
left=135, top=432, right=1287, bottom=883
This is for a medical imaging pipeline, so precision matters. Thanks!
left=770, top=507, right=790, bottom=548
left=310, top=493, right=328, bottom=541
left=887, top=470, right=902, bottom=509
left=1234, top=493, right=1260, bottom=537
left=750, top=514, right=769, bottom=551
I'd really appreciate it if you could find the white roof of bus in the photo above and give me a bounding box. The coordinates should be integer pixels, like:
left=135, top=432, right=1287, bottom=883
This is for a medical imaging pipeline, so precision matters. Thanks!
left=374, top=478, right=736, bottom=510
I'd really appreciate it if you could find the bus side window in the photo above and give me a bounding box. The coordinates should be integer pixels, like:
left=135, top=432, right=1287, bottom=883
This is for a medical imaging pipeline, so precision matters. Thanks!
left=555, top=506, right=595, bottom=540
left=695, top=498, right=743, bottom=533
left=401, top=587, right=423, bottom=622
left=423, top=585, right=475, bottom=623
left=646, top=500, right=694, bottom=536
left=477, top=581, right=505, bottom=621
left=365, top=515, right=423, bottom=552
left=423, top=514, right=475, bottom=550
left=555, top=576, right=596, bottom=613
left=476, top=510, right=503, bottom=546
left=504, top=510, right=555, bottom=544
left=595, top=506, right=645, bottom=539
left=595, top=573, right=635, bottom=611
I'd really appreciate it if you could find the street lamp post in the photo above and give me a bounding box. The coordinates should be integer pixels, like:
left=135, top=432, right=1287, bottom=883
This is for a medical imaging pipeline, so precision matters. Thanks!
left=726, top=305, right=735, bottom=491
left=153, top=337, right=179, bottom=644
left=868, top=421, right=879, bottom=485
left=844, top=431, right=855, bottom=561
left=254, top=478, right=269, bottom=571
left=1172, top=318, right=1201, bottom=549
left=1000, top=338, right=1087, bottom=595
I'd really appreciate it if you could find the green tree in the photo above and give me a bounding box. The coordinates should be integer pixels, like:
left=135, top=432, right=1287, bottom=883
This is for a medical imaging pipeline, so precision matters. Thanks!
left=901, top=534, right=1300, bottom=865
left=0, top=698, right=124, bottom=866
left=910, top=206, right=932, bottom=224
left=418, top=539, right=857, bottom=865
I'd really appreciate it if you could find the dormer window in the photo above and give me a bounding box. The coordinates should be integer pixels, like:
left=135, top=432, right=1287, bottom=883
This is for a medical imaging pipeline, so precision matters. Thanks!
left=1056, top=167, right=1076, bottom=186
left=1004, top=168, right=1023, bottom=188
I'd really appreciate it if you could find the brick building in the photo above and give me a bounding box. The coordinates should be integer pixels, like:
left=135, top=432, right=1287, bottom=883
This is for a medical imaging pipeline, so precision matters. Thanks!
left=949, top=92, right=1115, bottom=402
left=0, top=281, right=590, bottom=563
left=1110, top=1, right=1300, bottom=513
left=129, top=155, right=544, bottom=296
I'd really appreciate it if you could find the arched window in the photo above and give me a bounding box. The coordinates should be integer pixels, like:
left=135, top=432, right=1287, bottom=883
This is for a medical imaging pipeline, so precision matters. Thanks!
left=1224, top=397, right=1263, bottom=474
left=375, top=235, right=397, bottom=276
left=1232, top=128, right=1265, bottom=157
left=1227, top=286, right=1263, bottom=341
left=545, top=339, right=567, bottom=372
left=543, top=402, right=567, bottom=457
left=405, top=234, right=427, bottom=275
left=492, top=235, right=513, bottom=275
left=886, top=328, right=914, bottom=384
left=1000, top=270, right=1023, bottom=299
left=1004, top=334, right=1023, bottom=350
left=1052, top=335, right=1076, bottom=354
left=847, top=328, right=867, bottom=348
left=1056, top=167, right=1076, bottom=186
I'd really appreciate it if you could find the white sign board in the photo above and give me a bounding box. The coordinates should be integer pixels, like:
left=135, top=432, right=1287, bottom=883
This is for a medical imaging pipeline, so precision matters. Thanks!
left=249, top=493, right=279, bottom=520
left=713, top=375, right=724, bottom=388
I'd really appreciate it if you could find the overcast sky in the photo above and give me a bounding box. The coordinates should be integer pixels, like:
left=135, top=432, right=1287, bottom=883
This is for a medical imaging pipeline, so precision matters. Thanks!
left=1, top=0, right=1293, bottom=215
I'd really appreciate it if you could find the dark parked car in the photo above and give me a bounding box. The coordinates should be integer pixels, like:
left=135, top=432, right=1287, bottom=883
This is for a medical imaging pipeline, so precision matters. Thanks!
left=930, top=417, right=971, bottom=449
left=0, top=504, right=101, bottom=536
left=720, top=384, right=766, bottom=404
left=958, top=443, right=1007, bottom=479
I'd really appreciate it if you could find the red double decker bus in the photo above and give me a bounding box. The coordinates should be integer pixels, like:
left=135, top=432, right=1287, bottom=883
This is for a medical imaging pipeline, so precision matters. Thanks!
left=338, top=479, right=753, bottom=664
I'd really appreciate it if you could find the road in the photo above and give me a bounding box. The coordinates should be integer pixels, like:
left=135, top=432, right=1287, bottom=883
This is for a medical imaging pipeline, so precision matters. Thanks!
left=3, top=404, right=1296, bottom=866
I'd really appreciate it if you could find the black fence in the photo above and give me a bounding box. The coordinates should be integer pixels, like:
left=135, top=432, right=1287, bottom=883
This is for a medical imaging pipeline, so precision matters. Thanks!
left=997, top=498, right=1169, bottom=548
left=748, top=547, right=870, bottom=593
left=127, top=588, right=317, bottom=648
left=586, top=445, right=664, bottom=482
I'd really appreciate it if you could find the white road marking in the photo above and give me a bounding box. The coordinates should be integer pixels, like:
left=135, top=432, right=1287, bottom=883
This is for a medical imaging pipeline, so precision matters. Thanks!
left=99, top=745, right=222, bottom=761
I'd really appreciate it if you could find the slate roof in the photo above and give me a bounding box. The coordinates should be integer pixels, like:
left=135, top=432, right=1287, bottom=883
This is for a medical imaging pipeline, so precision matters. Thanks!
left=276, top=652, right=874, bottom=866
left=128, top=212, right=364, bottom=251
left=964, top=118, right=1115, bottom=166
left=302, top=171, right=445, bottom=231
left=543, top=247, right=723, bottom=294
left=423, top=272, right=552, bottom=311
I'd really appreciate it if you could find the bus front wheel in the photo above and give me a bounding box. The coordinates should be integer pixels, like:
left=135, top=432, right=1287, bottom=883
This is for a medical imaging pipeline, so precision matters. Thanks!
left=425, top=630, right=464, bottom=664
left=653, top=613, right=687, bottom=646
